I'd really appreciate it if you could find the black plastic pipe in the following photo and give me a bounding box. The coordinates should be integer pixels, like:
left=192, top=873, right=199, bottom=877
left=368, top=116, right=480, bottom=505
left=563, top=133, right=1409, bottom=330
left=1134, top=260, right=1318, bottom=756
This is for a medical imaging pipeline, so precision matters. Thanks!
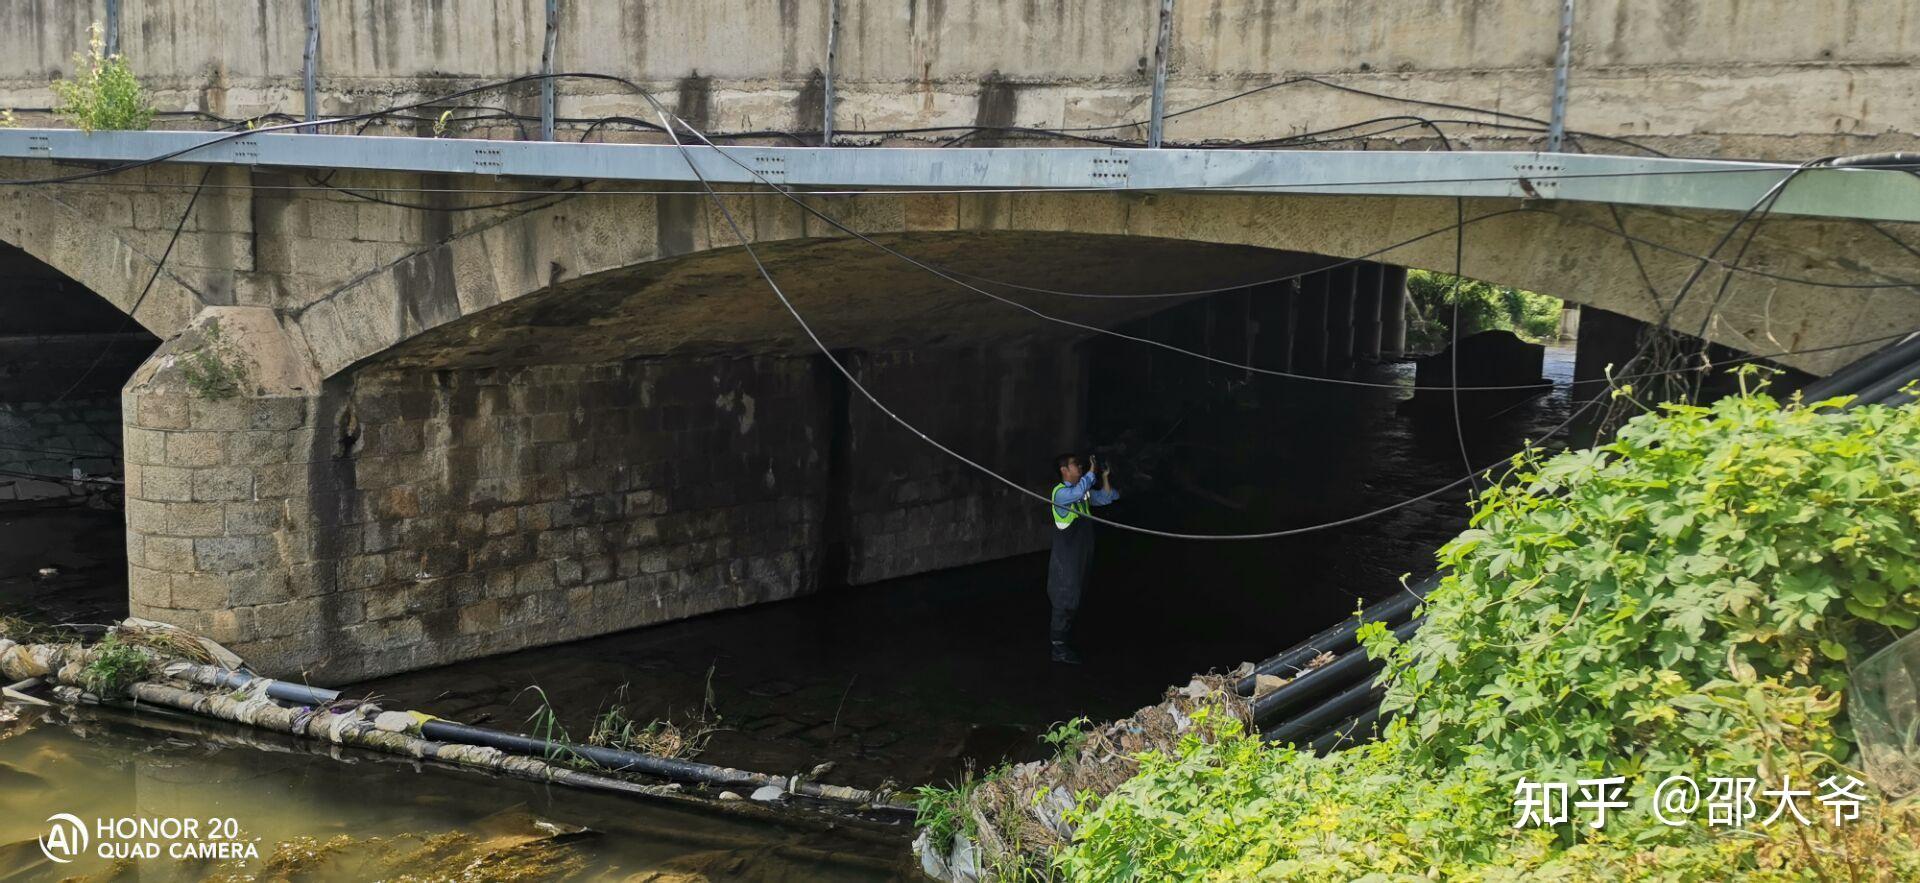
left=1234, top=578, right=1430, bottom=696
left=421, top=720, right=775, bottom=788
left=1801, top=334, right=1920, bottom=402
left=1252, top=617, right=1422, bottom=726
left=416, top=719, right=904, bottom=811
left=1307, top=707, right=1388, bottom=756
left=1263, top=679, right=1385, bottom=745
left=174, top=664, right=342, bottom=706
left=1853, top=361, right=1920, bottom=407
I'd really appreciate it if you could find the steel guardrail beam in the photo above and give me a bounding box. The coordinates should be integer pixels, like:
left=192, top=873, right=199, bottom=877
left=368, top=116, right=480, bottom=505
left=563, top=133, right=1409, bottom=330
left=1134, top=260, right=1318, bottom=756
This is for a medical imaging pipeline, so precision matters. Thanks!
left=1, top=129, right=1916, bottom=223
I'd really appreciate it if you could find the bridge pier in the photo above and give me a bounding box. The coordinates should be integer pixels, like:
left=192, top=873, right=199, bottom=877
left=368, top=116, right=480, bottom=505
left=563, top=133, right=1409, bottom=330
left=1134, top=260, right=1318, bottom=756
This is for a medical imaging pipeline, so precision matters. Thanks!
left=1380, top=267, right=1409, bottom=358
left=1326, top=266, right=1358, bottom=372
left=121, top=307, right=1079, bottom=680
left=1251, top=279, right=1297, bottom=374
left=1354, top=264, right=1385, bottom=362
left=1295, top=273, right=1330, bottom=375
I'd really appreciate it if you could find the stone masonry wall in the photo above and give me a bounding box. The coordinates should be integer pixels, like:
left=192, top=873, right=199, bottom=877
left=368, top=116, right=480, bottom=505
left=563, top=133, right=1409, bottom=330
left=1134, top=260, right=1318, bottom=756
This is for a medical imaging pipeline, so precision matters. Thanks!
left=840, top=345, right=1086, bottom=584
left=0, top=398, right=121, bottom=501
left=122, top=310, right=1095, bottom=680
left=130, top=354, right=828, bottom=681
left=0, top=332, right=156, bottom=501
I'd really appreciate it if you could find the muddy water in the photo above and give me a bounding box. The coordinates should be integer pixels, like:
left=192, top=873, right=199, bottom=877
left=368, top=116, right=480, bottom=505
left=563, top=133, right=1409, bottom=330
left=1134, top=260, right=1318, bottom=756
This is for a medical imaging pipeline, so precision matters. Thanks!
left=0, top=347, right=1574, bottom=880
left=0, top=704, right=912, bottom=881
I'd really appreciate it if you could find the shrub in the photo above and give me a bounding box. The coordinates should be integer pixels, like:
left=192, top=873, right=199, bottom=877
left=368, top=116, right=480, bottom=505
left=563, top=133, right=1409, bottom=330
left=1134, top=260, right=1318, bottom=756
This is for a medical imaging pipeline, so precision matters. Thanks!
left=1056, top=383, right=1920, bottom=880
left=51, top=23, right=154, bottom=133
left=1378, top=377, right=1920, bottom=782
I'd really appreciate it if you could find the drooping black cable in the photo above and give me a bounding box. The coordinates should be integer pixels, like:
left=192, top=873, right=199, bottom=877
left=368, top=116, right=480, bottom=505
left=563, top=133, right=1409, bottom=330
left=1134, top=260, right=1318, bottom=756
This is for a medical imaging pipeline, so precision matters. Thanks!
left=43, top=166, right=213, bottom=409
left=633, top=86, right=1767, bottom=542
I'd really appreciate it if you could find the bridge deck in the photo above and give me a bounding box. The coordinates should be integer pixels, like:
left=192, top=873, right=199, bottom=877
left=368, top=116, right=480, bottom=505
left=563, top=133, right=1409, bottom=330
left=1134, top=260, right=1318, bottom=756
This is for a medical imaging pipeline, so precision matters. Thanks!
left=2, top=129, right=1917, bottom=224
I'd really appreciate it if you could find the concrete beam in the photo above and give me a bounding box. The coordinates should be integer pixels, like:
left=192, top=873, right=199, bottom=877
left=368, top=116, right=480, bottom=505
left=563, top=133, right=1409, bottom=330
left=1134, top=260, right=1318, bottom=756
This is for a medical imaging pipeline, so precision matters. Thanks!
left=3, top=129, right=1918, bottom=223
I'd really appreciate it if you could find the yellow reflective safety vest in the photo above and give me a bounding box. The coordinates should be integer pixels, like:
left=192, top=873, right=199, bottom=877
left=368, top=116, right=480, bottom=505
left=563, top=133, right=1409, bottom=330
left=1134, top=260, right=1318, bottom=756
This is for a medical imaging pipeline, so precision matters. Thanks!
left=1051, top=482, right=1091, bottom=529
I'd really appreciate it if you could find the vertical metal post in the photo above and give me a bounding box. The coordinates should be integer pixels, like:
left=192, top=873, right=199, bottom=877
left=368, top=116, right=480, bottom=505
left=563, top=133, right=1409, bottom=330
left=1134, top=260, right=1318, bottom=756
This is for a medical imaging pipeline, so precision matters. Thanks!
left=303, top=0, right=320, bottom=127
left=104, top=0, right=121, bottom=57
left=1546, top=0, right=1574, bottom=152
left=822, top=0, right=839, bottom=145
left=1147, top=0, right=1173, bottom=148
left=540, top=0, right=558, bottom=140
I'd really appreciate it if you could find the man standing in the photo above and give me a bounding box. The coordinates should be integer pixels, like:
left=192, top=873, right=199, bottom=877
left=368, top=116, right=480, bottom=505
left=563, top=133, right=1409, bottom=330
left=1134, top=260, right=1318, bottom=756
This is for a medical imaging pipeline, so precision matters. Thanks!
left=1048, top=452, right=1117, bottom=664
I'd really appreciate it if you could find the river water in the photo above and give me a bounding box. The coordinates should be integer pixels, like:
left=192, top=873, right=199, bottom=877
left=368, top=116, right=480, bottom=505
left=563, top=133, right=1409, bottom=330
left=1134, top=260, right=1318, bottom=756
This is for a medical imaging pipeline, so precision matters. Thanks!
left=0, top=346, right=1574, bottom=881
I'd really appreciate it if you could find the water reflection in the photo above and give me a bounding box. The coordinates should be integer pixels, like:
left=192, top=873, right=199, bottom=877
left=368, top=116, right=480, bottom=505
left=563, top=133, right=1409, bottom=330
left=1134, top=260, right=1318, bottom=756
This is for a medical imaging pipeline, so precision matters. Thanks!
left=0, top=705, right=913, bottom=881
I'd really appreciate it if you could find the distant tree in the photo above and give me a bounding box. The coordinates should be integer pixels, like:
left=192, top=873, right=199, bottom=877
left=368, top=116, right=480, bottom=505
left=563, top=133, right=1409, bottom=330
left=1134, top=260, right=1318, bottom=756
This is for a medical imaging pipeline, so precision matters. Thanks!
left=1404, top=269, right=1562, bottom=352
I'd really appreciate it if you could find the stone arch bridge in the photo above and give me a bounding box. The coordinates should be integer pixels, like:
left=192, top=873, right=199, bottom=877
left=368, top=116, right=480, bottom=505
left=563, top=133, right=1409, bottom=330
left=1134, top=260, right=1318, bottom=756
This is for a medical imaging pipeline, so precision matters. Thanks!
left=0, top=0, right=1917, bottom=679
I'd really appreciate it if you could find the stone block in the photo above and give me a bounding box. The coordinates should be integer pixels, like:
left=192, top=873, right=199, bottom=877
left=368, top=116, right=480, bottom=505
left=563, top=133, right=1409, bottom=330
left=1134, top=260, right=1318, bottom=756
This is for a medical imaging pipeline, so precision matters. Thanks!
left=514, top=560, right=558, bottom=595
left=225, top=500, right=285, bottom=535
left=126, top=498, right=168, bottom=534
left=286, top=562, right=342, bottom=598
left=230, top=430, right=296, bottom=465
left=137, top=395, right=190, bottom=430
left=123, top=427, right=167, bottom=466
left=250, top=397, right=308, bottom=432
left=143, top=536, right=197, bottom=572
left=193, top=467, right=254, bottom=502
left=457, top=600, right=502, bottom=634
left=341, top=554, right=388, bottom=591
left=166, top=502, right=227, bottom=537
left=188, top=398, right=253, bottom=431
left=252, top=463, right=308, bottom=498
left=195, top=536, right=275, bottom=573
left=141, top=465, right=195, bottom=502
left=239, top=598, right=323, bottom=640
left=371, top=486, right=422, bottom=519
left=162, top=430, right=227, bottom=467
left=484, top=508, right=516, bottom=536
left=170, top=572, right=233, bottom=609
left=228, top=569, right=293, bottom=607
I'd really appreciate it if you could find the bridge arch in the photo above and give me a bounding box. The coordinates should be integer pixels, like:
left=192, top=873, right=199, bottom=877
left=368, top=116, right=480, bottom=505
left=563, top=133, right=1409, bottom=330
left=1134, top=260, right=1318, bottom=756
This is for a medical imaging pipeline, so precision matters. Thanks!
left=0, top=162, right=222, bottom=339
left=294, top=187, right=1920, bottom=379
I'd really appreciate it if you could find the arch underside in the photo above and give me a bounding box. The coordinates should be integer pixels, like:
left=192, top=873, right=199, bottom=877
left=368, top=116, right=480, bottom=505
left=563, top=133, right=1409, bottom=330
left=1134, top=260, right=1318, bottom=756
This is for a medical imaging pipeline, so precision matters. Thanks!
left=347, top=192, right=1920, bottom=378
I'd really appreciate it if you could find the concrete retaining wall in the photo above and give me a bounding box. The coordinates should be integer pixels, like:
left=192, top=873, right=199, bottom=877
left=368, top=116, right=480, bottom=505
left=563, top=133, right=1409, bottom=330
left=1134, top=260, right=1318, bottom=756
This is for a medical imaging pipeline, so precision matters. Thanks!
left=0, top=1, right=1913, bottom=158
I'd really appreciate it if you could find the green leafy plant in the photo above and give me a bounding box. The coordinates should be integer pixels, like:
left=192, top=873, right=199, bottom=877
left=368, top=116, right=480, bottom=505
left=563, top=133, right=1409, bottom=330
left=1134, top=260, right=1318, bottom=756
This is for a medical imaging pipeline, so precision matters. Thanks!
left=1040, top=717, right=1092, bottom=758
left=180, top=319, right=250, bottom=400
left=1405, top=269, right=1564, bottom=351
left=51, top=23, right=154, bottom=133
left=914, top=762, right=1005, bottom=851
left=1373, top=375, right=1920, bottom=783
left=80, top=634, right=154, bottom=697
left=1052, top=385, right=1920, bottom=880
left=0, top=109, right=18, bottom=129
left=518, top=684, right=574, bottom=763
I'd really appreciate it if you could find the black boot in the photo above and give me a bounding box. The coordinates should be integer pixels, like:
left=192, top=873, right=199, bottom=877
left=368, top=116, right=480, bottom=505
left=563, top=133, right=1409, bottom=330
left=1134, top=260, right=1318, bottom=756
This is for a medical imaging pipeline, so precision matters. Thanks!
left=1050, top=641, right=1083, bottom=665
